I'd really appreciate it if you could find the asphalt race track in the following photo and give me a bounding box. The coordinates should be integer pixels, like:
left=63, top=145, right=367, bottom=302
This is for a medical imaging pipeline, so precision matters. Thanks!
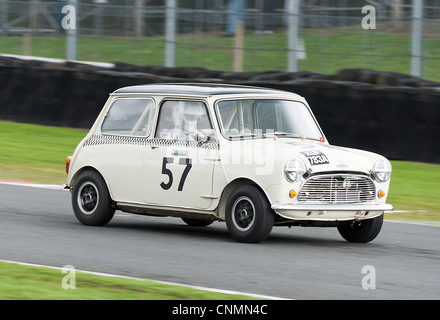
left=0, top=183, right=439, bottom=300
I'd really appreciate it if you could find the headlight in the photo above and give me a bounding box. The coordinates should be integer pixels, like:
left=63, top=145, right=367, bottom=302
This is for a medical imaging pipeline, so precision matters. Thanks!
left=372, top=158, right=392, bottom=182
left=284, top=158, right=305, bottom=182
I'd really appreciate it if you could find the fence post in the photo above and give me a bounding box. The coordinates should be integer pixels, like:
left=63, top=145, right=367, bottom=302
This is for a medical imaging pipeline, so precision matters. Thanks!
left=0, top=0, right=8, bottom=35
left=410, top=0, right=423, bottom=77
left=66, top=0, right=78, bottom=61
left=165, top=0, right=176, bottom=67
left=287, top=0, right=300, bottom=72
left=134, top=0, right=145, bottom=37
left=233, top=20, right=244, bottom=72
left=30, top=0, right=38, bottom=35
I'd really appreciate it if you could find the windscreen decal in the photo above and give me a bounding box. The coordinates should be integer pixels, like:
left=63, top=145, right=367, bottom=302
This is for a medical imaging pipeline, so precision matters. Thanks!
left=301, top=150, right=329, bottom=165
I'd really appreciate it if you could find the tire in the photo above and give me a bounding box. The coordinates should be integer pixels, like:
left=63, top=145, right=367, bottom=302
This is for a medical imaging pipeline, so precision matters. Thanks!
left=337, top=214, right=383, bottom=243
left=181, top=218, right=214, bottom=227
left=71, top=171, right=115, bottom=226
left=225, top=185, right=274, bottom=243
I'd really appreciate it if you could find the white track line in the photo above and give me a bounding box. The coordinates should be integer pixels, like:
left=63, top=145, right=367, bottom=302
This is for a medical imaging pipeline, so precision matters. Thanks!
left=0, top=259, right=289, bottom=300
left=0, top=180, right=65, bottom=190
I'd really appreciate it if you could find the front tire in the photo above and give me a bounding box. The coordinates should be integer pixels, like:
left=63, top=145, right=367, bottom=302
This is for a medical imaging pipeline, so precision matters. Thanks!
left=337, top=214, right=383, bottom=243
left=71, top=171, right=115, bottom=226
left=225, top=185, right=274, bottom=243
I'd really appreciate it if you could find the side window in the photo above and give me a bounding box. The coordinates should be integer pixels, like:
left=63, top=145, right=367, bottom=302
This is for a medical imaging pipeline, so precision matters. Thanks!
left=101, top=98, right=154, bottom=136
left=155, top=100, right=216, bottom=142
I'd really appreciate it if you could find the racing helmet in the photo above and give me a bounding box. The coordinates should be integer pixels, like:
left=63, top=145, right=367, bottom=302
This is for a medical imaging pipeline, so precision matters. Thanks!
left=184, top=102, right=205, bottom=118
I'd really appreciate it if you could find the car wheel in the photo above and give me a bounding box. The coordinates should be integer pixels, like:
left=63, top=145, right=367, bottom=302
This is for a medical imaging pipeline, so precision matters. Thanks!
left=181, top=218, right=214, bottom=227
left=72, top=171, right=115, bottom=226
left=225, top=185, right=274, bottom=243
left=337, top=214, right=383, bottom=243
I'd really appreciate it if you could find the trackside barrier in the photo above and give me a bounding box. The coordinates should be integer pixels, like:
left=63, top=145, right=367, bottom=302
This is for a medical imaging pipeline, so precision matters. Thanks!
left=0, top=56, right=439, bottom=163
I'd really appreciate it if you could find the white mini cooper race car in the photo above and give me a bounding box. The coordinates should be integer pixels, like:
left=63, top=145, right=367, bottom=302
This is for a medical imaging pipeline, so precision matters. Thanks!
left=66, top=83, right=393, bottom=243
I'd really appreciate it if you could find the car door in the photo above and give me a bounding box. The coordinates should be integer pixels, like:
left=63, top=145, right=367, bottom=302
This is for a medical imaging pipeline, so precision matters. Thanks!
left=142, top=100, right=219, bottom=209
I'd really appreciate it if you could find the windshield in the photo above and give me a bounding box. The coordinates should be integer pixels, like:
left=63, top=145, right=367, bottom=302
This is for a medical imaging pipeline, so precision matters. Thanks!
left=216, top=99, right=324, bottom=140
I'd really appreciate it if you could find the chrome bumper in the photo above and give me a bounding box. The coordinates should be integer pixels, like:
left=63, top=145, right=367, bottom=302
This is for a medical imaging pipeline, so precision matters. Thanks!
left=271, top=203, right=394, bottom=212
left=271, top=203, right=394, bottom=221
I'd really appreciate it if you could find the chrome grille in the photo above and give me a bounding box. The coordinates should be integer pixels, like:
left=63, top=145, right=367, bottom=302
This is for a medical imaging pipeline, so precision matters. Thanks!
left=298, top=174, right=375, bottom=204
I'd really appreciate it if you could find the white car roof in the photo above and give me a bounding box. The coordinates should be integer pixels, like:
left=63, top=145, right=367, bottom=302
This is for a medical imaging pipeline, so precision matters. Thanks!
left=112, top=83, right=303, bottom=99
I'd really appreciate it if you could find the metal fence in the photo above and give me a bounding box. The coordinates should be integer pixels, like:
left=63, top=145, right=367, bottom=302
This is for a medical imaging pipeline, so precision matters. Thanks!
left=0, top=0, right=439, bottom=81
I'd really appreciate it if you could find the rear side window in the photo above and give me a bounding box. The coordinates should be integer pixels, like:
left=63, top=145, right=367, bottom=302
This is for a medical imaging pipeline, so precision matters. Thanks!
left=101, top=98, right=154, bottom=136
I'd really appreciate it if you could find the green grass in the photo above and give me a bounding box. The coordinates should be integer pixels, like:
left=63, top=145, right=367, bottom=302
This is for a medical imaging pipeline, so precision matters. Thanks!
left=0, top=261, right=258, bottom=300
left=387, top=161, right=440, bottom=223
left=1, top=26, right=440, bottom=81
left=0, top=121, right=438, bottom=222
left=0, top=121, right=87, bottom=184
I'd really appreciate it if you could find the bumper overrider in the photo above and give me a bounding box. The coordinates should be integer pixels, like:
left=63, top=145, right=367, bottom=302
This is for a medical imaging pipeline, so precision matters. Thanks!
left=271, top=203, right=394, bottom=221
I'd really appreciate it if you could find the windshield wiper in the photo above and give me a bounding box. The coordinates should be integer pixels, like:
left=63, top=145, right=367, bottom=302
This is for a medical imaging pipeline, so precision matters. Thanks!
left=263, top=132, right=305, bottom=139
left=229, top=132, right=315, bottom=141
left=228, top=133, right=261, bottom=140
left=286, top=133, right=305, bottom=139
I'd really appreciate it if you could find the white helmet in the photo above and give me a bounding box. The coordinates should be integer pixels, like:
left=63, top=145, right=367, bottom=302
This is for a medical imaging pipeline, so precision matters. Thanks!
left=184, top=102, right=205, bottom=117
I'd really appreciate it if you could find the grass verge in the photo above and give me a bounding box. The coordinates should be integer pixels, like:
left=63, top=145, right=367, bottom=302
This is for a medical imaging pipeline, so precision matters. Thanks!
left=0, top=261, right=259, bottom=300
left=0, top=121, right=87, bottom=184
left=0, top=120, right=438, bottom=222
left=386, top=161, right=440, bottom=223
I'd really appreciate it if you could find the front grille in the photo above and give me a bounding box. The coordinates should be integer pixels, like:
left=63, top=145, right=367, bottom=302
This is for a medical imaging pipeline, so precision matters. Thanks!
left=298, top=174, right=375, bottom=204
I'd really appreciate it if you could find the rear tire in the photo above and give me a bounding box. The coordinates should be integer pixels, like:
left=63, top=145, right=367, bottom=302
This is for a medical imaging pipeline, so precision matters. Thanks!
left=337, top=214, right=383, bottom=243
left=225, top=185, right=274, bottom=243
left=71, top=171, right=115, bottom=226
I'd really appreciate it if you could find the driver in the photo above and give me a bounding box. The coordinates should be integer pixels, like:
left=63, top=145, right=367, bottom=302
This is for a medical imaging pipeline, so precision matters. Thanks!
left=177, top=102, right=205, bottom=141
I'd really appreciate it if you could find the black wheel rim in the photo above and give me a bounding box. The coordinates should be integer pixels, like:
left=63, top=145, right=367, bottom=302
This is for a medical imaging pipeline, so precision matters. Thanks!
left=77, top=181, right=99, bottom=215
left=231, top=196, right=255, bottom=232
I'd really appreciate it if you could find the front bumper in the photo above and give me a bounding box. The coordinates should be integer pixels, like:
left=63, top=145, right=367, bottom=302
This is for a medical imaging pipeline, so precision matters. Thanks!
left=271, top=203, right=394, bottom=221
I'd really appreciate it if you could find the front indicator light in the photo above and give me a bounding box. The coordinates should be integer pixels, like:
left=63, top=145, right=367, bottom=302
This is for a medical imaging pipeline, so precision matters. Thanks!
left=289, top=190, right=297, bottom=198
left=378, top=190, right=386, bottom=198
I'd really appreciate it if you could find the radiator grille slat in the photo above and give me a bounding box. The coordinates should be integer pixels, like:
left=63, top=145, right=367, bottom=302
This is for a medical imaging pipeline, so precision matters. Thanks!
left=298, top=175, right=375, bottom=204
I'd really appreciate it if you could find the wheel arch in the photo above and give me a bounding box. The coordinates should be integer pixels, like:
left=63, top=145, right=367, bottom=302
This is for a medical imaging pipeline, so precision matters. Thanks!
left=70, top=166, right=114, bottom=202
left=216, top=177, right=272, bottom=221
